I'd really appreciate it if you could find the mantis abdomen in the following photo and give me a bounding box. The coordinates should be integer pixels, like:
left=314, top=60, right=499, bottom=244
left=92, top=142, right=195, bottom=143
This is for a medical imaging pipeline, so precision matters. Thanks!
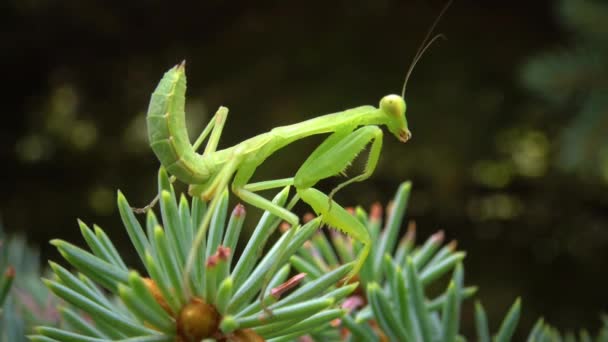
left=146, top=63, right=220, bottom=184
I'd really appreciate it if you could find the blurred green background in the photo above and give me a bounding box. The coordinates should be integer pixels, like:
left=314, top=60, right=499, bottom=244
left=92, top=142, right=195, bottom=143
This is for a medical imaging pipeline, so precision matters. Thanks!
left=2, top=0, right=607, bottom=337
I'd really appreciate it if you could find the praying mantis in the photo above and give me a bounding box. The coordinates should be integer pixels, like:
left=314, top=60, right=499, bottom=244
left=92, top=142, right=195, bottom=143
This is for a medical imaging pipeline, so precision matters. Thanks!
left=144, top=1, right=451, bottom=290
left=147, top=62, right=409, bottom=283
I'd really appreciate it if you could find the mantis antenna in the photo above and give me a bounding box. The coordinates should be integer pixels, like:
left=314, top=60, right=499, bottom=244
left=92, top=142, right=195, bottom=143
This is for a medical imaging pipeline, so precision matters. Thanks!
left=401, top=0, right=453, bottom=97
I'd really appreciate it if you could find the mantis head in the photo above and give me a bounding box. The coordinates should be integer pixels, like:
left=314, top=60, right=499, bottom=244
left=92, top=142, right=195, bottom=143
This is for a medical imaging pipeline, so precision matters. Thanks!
left=381, top=0, right=450, bottom=144
left=380, top=94, right=411, bottom=143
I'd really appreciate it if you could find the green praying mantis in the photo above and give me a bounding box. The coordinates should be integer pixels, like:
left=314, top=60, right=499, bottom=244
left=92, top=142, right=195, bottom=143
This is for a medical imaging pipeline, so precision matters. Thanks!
left=147, top=63, right=409, bottom=282
left=143, top=2, right=451, bottom=292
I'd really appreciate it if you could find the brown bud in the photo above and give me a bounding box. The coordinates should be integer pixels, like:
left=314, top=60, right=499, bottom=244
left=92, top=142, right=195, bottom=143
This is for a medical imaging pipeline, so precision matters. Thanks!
left=5, top=266, right=15, bottom=278
left=228, top=329, right=264, bottom=342
left=233, top=204, right=246, bottom=217
left=341, top=295, right=364, bottom=313
left=143, top=278, right=173, bottom=315
left=386, top=200, right=394, bottom=216
left=447, top=239, right=458, bottom=251
left=430, top=230, right=445, bottom=244
left=270, top=273, right=306, bottom=299
left=338, top=273, right=360, bottom=288
left=406, top=221, right=416, bottom=239
left=303, top=212, right=316, bottom=223
left=369, top=202, right=383, bottom=222
left=207, top=246, right=231, bottom=268
left=177, top=297, right=220, bottom=341
left=370, top=319, right=389, bottom=342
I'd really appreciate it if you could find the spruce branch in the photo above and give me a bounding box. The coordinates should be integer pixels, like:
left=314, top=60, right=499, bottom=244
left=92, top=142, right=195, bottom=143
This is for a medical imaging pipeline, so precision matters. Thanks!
left=31, top=168, right=355, bottom=341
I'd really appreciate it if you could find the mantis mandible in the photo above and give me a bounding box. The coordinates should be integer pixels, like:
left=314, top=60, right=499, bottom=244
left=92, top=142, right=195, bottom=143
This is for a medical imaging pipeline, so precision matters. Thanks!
left=145, top=1, right=451, bottom=290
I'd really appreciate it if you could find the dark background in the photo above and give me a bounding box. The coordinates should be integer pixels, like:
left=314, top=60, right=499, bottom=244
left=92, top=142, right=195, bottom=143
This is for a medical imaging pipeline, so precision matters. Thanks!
left=2, top=0, right=607, bottom=337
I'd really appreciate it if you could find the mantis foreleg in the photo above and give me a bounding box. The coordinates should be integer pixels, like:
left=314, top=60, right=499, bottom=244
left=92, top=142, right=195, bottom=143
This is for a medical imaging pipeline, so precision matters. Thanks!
left=326, top=126, right=383, bottom=203
left=228, top=126, right=381, bottom=228
left=234, top=126, right=381, bottom=283
left=293, top=126, right=383, bottom=280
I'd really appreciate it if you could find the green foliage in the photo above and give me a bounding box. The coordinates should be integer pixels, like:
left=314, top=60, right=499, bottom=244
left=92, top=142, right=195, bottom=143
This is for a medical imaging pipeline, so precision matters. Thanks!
left=296, top=182, right=525, bottom=341
left=522, top=0, right=608, bottom=180
left=1, top=176, right=602, bottom=341
left=0, top=225, right=59, bottom=341
left=526, top=315, right=608, bottom=342
left=295, top=181, right=608, bottom=341
left=29, top=168, right=352, bottom=341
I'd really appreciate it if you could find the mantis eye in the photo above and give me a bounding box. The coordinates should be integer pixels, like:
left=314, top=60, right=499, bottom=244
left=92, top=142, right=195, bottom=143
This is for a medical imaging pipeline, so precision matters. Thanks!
left=379, top=94, right=406, bottom=117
